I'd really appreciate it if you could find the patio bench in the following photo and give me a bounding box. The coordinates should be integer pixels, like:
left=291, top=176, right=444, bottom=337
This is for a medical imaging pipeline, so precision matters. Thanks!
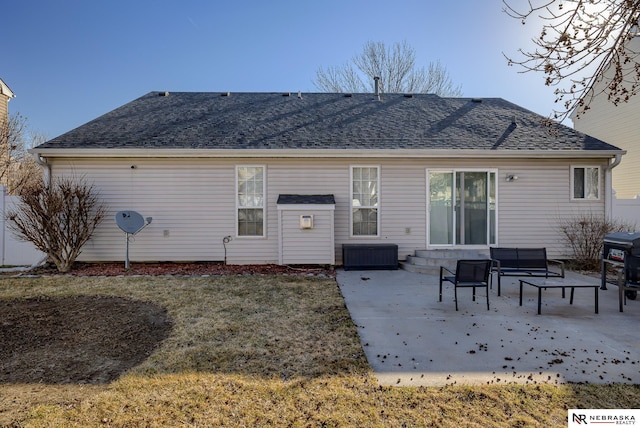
left=490, top=247, right=565, bottom=296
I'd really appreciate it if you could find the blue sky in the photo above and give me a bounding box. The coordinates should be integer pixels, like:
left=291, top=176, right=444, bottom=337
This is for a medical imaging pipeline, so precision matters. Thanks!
left=3, top=0, right=555, bottom=140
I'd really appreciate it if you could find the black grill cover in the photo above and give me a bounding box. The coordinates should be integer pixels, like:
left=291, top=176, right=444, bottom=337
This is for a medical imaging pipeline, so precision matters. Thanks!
left=603, top=232, right=640, bottom=261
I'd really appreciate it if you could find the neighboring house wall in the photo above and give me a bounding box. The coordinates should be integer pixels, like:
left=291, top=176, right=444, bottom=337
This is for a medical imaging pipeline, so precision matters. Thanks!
left=572, top=91, right=640, bottom=200
left=1, top=82, right=10, bottom=176
left=50, top=156, right=607, bottom=263
left=572, top=37, right=640, bottom=200
left=0, top=77, right=15, bottom=125
left=0, top=93, right=8, bottom=121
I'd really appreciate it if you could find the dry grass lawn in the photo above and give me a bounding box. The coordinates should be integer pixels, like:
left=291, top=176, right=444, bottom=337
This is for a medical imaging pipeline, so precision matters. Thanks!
left=0, top=274, right=639, bottom=427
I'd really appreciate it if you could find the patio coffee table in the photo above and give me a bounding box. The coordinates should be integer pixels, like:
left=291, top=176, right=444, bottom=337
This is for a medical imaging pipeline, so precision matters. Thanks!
left=519, top=277, right=599, bottom=315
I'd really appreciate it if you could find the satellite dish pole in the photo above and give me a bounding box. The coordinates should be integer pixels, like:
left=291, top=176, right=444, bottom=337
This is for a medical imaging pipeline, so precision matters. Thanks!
left=115, top=211, right=153, bottom=269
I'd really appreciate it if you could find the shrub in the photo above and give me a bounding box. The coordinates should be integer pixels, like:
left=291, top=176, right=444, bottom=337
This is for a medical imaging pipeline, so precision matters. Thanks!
left=6, top=176, right=106, bottom=272
left=557, top=212, right=636, bottom=271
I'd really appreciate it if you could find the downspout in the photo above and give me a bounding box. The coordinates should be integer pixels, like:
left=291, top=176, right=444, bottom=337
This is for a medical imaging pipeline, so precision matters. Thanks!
left=604, top=153, right=622, bottom=219
left=32, top=151, right=51, bottom=187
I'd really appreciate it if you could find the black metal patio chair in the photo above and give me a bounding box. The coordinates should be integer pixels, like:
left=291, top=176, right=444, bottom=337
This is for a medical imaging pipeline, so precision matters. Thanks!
left=439, top=259, right=492, bottom=311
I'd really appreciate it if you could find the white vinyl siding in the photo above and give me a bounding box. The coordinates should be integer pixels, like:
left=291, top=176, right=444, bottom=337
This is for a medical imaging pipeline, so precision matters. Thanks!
left=278, top=207, right=335, bottom=265
left=48, top=156, right=609, bottom=263
left=51, top=159, right=237, bottom=262
left=495, top=160, right=604, bottom=257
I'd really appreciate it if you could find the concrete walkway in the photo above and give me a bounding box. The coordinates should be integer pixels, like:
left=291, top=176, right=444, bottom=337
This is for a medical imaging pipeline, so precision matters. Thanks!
left=337, top=269, right=640, bottom=386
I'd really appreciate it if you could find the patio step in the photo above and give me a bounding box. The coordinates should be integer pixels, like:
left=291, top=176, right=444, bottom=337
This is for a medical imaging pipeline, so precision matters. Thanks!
left=400, top=249, right=489, bottom=275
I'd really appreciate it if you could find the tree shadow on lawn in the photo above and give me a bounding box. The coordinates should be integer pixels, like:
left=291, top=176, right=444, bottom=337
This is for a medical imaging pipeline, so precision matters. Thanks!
left=0, top=274, right=370, bottom=387
left=0, top=295, right=173, bottom=385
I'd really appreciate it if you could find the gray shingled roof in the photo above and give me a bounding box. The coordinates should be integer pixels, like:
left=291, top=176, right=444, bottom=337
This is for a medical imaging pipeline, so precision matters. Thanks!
left=36, top=92, right=620, bottom=152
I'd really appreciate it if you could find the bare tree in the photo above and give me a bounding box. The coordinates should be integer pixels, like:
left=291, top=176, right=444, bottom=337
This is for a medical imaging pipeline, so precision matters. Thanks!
left=504, top=0, right=640, bottom=121
left=6, top=176, right=106, bottom=272
left=557, top=211, right=635, bottom=270
left=314, top=41, right=463, bottom=96
left=0, top=113, right=43, bottom=194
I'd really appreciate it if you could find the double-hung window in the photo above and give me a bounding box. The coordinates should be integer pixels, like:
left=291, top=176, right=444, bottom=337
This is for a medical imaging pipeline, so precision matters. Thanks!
left=351, top=166, right=379, bottom=236
left=237, top=166, right=265, bottom=236
left=571, top=166, right=600, bottom=200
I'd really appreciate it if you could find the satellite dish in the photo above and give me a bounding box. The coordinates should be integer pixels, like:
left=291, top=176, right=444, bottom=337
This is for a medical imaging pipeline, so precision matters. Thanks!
left=115, top=210, right=153, bottom=269
left=116, top=211, right=147, bottom=234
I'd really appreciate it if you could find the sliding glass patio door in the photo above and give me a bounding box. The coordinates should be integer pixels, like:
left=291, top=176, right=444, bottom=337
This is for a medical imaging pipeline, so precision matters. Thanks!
left=428, top=170, right=496, bottom=246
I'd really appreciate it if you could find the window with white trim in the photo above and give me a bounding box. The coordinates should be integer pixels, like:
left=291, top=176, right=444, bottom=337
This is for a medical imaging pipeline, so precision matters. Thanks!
left=571, top=166, right=600, bottom=200
left=237, top=166, right=265, bottom=236
left=351, top=166, right=379, bottom=236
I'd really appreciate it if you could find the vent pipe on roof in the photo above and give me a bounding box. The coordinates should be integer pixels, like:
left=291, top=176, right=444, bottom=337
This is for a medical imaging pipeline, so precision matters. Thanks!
left=374, top=76, right=381, bottom=101
left=158, top=91, right=169, bottom=97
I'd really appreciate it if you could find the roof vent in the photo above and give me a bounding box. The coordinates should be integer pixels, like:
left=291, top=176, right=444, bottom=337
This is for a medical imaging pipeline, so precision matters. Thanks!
left=374, top=76, right=381, bottom=100
left=344, top=93, right=353, bottom=98
left=404, top=94, right=413, bottom=98
left=471, top=98, right=482, bottom=103
left=158, top=91, right=169, bottom=97
left=221, top=92, right=230, bottom=97
left=297, top=91, right=302, bottom=99
left=282, top=92, right=291, bottom=97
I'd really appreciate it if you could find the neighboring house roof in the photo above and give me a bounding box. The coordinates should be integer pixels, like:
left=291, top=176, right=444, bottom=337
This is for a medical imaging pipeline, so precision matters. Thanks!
left=0, top=78, right=15, bottom=99
left=34, top=91, right=622, bottom=158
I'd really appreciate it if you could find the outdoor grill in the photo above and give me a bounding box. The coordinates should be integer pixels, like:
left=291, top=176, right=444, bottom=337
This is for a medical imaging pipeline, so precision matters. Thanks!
left=601, top=232, right=640, bottom=295
left=603, top=232, right=640, bottom=262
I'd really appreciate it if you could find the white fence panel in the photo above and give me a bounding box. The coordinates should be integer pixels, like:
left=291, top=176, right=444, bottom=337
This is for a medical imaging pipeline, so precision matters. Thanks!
left=612, top=195, right=640, bottom=229
left=0, top=187, right=45, bottom=266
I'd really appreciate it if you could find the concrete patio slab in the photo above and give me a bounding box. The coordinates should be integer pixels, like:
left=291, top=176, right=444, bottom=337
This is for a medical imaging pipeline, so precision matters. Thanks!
left=336, top=269, right=640, bottom=387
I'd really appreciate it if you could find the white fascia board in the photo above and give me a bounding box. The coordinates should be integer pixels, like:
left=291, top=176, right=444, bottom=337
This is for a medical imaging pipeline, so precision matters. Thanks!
left=30, top=148, right=626, bottom=159
left=0, top=78, right=15, bottom=98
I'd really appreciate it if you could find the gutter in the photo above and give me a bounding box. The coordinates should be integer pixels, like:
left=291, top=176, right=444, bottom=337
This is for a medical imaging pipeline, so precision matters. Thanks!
left=604, top=153, right=623, bottom=219
left=30, top=148, right=627, bottom=160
